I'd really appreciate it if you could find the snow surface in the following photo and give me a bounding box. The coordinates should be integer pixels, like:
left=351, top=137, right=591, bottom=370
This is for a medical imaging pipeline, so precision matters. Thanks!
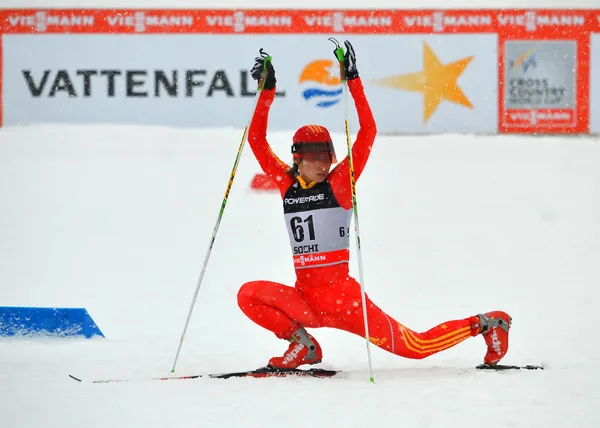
left=2, top=0, right=600, bottom=426
left=1, top=124, right=599, bottom=428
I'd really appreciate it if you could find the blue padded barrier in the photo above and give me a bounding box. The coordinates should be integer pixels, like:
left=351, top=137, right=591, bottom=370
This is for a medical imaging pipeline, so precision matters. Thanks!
left=0, top=307, right=104, bottom=338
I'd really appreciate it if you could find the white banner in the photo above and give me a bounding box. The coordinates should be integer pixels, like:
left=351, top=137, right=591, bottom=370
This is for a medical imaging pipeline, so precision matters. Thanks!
left=2, top=34, right=498, bottom=134
left=591, top=34, right=600, bottom=134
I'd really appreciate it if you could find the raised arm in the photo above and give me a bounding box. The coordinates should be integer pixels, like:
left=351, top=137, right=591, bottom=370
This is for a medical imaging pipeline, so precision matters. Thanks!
left=247, top=52, right=294, bottom=197
left=329, top=41, right=377, bottom=208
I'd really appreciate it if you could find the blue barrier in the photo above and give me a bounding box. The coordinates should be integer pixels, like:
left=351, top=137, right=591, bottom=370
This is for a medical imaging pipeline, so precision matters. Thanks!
left=0, top=307, right=104, bottom=338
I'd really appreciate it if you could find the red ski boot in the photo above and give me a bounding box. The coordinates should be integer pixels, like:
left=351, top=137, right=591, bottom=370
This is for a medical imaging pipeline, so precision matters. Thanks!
left=474, top=311, right=512, bottom=365
left=268, top=328, right=322, bottom=369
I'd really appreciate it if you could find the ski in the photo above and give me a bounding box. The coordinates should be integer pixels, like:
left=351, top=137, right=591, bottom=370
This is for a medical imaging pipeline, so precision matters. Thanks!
left=476, top=363, right=544, bottom=371
left=68, top=367, right=338, bottom=383
left=69, top=363, right=543, bottom=383
left=208, top=366, right=339, bottom=379
left=68, top=374, right=201, bottom=383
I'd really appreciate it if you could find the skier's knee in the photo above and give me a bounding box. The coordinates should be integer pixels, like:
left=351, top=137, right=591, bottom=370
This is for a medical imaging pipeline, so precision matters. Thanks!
left=237, top=281, right=262, bottom=308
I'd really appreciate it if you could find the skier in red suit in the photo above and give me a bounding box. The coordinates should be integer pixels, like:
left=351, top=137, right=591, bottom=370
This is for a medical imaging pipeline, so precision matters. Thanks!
left=237, top=41, right=511, bottom=370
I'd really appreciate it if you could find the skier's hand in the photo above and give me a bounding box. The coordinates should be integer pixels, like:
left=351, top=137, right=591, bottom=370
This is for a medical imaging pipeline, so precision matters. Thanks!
left=332, top=40, right=359, bottom=81
left=250, top=49, right=276, bottom=90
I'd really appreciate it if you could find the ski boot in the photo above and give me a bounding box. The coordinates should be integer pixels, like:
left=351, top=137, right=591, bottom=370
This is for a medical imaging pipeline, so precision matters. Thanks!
left=474, top=311, right=512, bottom=365
left=268, top=327, right=322, bottom=369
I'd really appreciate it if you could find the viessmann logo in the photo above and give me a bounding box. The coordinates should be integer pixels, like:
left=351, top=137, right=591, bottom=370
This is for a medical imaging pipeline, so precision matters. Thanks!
left=106, top=12, right=194, bottom=32
left=7, top=11, right=195, bottom=32
left=374, top=42, right=474, bottom=123
left=496, top=11, right=585, bottom=32
left=403, top=12, right=493, bottom=32
left=7, top=11, right=95, bottom=31
left=205, top=11, right=292, bottom=32
left=303, top=12, right=392, bottom=32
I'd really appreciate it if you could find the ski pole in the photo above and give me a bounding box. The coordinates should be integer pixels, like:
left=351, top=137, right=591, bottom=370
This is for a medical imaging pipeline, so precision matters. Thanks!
left=330, top=38, right=375, bottom=383
left=170, top=50, right=271, bottom=373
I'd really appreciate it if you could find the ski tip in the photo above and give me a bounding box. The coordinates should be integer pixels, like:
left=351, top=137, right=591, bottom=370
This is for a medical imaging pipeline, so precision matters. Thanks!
left=527, top=364, right=545, bottom=370
left=69, top=374, right=83, bottom=382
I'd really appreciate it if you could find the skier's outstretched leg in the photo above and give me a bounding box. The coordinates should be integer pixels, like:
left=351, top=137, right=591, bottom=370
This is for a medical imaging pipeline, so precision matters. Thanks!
left=333, top=296, right=479, bottom=359
left=372, top=308, right=512, bottom=363
left=300, top=275, right=511, bottom=363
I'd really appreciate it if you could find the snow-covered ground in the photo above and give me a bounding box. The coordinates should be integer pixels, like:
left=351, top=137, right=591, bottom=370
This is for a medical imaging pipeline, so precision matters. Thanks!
left=1, top=124, right=599, bottom=427
left=2, top=0, right=600, bottom=427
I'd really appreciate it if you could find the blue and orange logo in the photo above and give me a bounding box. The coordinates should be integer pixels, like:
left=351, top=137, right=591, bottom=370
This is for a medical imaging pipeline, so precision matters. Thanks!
left=299, top=60, right=343, bottom=108
left=510, top=49, right=536, bottom=73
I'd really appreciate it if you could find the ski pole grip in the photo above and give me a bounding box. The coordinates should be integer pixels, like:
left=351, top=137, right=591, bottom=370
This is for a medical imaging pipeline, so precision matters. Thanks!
left=329, top=38, right=346, bottom=82
left=257, top=55, right=272, bottom=91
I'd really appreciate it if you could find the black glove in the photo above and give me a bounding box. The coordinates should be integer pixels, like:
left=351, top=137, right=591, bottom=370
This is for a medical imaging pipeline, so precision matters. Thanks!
left=332, top=39, right=359, bottom=81
left=250, top=48, right=276, bottom=90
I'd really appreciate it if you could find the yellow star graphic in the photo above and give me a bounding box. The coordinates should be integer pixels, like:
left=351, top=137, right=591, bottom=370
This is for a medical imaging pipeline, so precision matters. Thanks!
left=441, top=324, right=448, bottom=330
left=374, top=42, right=474, bottom=123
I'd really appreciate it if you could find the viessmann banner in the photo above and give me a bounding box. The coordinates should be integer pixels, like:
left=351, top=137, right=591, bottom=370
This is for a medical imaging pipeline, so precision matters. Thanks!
left=592, top=33, right=600, bottom=134
left=0, top=9, right=597, bottom=135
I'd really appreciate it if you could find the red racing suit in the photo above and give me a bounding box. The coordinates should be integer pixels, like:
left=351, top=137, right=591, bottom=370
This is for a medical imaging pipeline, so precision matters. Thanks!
left=237, top=78, right=478, bottom=359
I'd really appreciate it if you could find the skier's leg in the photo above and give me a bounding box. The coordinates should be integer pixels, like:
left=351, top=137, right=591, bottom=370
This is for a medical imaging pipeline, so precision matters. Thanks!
left=312, top=276, right=480, bottom=359
left=237, top=280, right=323, bottom=368
left=237, top=280, right=320, bottom=338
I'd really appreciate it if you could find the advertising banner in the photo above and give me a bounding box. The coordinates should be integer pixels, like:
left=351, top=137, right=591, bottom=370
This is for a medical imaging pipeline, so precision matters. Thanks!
left=3, top=34, right=273, bottom=129
left=502, top=40, right=577, bottom=131
left=2, top=34, right=498, bottom=134
left=0, top=9, right=597, bottom=134
left=592, top=34, right=600, bottom=134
